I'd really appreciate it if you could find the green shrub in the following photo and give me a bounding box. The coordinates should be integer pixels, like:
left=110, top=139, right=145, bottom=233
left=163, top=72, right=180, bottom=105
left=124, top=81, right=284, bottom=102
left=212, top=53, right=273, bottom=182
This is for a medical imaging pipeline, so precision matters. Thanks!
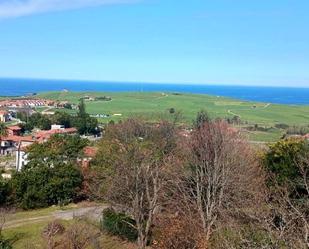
left=275, top=123, right=289, bottom=129
left=0, top=237, right=13, bottom=249
left=0, top=177, right=11, bottom=206
left=12, top=163, right=83, bottom=210
left=263, top=138, right=308, bottom=188
left=101, top=208, right=137, bottom=241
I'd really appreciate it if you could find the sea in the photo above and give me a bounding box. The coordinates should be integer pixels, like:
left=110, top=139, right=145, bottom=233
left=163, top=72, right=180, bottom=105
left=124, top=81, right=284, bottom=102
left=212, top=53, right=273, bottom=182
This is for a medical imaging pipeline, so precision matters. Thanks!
left=0, top=78, right=308, bottom=105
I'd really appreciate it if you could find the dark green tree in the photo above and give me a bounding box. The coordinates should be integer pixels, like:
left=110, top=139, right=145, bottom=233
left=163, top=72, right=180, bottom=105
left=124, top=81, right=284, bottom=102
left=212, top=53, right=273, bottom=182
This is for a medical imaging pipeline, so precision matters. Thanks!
left=193, top=110, right=211, bottom=129
left=27, top=134, right=88, bottom=167
left=0, top=176, right=11, bottom=206
left=13, top=163, right=83, bottom=209
left=77, top=99, right=87, bottom=118
left=263, top=138, right=308, bottom=189
left=0, top=122, right=7, bottom=137
left=12, top=134, right=87, bottom=209
left=73, top=99, right=99, bottom=135
left=51, top=111, right=73, bottom=128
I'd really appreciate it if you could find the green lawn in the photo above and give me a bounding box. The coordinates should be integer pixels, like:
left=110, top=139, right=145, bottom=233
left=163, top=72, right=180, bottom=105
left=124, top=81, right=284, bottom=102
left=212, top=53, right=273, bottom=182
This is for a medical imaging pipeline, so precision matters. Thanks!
left=37, top=91, right=309, bottom=142
left=3, top=221, right=135, bottom=249
left=5, top=204, right=78, bottom=223
left=2, top=204, right=136, bottom=249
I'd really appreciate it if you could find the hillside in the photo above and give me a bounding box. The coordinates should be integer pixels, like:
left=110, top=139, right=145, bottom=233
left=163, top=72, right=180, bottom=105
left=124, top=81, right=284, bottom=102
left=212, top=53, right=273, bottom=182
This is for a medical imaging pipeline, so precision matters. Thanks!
left=37, top=91, right=309, bottom=142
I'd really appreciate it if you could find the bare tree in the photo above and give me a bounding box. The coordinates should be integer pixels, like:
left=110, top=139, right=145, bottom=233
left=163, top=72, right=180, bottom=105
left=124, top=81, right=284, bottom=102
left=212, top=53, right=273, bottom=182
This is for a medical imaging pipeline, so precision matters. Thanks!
left=42, top=220, right=65, bottom=249
left=102, top=119, right=177, bottom=249
left=59, top=220, right=101, bottom=249
left=168, top=120, right=265, bottom=244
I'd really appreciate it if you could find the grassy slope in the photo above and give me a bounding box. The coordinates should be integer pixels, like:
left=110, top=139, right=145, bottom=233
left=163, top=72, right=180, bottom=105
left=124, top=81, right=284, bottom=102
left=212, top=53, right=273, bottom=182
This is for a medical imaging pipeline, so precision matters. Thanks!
left=2, top=205, right=135, bottom=249
left=37, top=91, right=309, bottom=141
left=4, top=221, right=134, bottom=249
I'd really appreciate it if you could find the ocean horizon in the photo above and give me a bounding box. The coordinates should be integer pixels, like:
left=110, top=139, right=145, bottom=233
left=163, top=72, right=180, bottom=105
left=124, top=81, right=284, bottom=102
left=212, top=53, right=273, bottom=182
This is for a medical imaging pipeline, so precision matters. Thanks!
left=0, top=78, right=309, bottom=105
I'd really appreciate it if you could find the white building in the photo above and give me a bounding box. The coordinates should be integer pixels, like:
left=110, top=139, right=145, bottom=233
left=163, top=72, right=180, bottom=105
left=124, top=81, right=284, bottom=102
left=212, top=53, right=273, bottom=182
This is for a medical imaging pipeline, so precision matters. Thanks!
left=15, top=140, right=34, bottom=171
left=0, top=110, right=9, bottom=122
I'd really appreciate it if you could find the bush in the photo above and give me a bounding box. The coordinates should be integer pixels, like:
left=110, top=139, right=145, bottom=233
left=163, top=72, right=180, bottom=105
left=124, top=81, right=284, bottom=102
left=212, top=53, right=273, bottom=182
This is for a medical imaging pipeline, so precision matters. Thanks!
left=0, top=178, right=10, bottom=206
left=101, top=208, right=137, bottom=241
left=42, top=220, right=65, bottom=237
left=12, top=164, right=83, bottom=209
left=275, top=123, right=289, bottom=129
left=286, top=125, right=309, bottom=135
left=263, top=138, right=308, bottom=188
left=0, top=237, right=13, bottom=249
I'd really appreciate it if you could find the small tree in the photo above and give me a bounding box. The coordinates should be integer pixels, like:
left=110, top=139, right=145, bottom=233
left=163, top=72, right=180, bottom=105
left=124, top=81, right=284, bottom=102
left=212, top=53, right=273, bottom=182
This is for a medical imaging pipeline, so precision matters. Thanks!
left=12, top=134, right=86, bottom=209
left=263, top=138, right=309, bottom=248
left=0, top=176, right=11, bottom=207
left=0, top=123, right=7, bottom=137
left=74, top=100, right=98, bottom=135
left=0, top=123, right=7, bottom=153
left=193, top=110, right=211, bottom=129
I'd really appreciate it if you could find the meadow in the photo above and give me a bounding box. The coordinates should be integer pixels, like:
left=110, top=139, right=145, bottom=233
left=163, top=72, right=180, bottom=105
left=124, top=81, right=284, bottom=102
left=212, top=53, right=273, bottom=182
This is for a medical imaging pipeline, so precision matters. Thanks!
left=2, top=204, right=135, bottom=249
left=37, top=91, right=309, bottom=142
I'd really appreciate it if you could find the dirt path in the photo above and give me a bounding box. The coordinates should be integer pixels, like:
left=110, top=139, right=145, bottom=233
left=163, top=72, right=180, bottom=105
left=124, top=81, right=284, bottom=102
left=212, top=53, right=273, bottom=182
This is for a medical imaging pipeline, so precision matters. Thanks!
left=264, top=103, right=271, bottom=108
left=227, top=109, right=241, bottom=118
left=4, top=205, right=107, bottom=229
left=227, top=103, right=271, bottom=118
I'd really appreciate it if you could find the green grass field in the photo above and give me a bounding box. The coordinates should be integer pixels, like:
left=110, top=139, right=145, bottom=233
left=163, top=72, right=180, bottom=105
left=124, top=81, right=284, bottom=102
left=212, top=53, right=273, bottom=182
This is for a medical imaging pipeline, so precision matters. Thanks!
left=37, top=91, right=309, bottom=142
left=2, top=204, right=136, bottom=249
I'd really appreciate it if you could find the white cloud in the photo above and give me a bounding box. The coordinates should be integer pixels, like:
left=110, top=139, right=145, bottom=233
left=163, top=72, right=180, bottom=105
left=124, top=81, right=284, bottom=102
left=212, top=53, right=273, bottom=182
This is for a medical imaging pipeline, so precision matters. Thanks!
left=0, top=0, right=139, bottom=18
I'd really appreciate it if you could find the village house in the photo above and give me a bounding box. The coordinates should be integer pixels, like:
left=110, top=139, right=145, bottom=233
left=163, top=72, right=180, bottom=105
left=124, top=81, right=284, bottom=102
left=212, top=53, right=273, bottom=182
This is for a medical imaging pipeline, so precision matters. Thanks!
left=0, top=110, right=9, bottom=122
left=0, top=135, right=34, bottom=156
left=1, top=123, right=78, bottom=170
left=35, top=126, right=77, bottom=143
left=7, top=125, right=22, bottom=136
left=15, top=125, right=78, bottom=170
left=80, top=146, right=98, bottom=170
left=303, top=134, right=309, bottom=141
left=16, top=142, right=32, bottom=171
left=0, top=98, right=55, bottom=108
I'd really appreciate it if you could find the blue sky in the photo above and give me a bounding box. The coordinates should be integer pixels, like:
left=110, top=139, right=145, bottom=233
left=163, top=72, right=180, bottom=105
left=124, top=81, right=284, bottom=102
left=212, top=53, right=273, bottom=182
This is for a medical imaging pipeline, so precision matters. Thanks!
left=0, top=0, right=308, bottom=87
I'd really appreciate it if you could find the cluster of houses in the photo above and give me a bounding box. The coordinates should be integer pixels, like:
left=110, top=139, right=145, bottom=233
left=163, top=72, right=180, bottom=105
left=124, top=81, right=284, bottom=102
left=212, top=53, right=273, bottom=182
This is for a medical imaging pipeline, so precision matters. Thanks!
left=0, top=98, right=56, bottom=108
left=0, top=98, right=72, bottom=118
left=0, top=97, right=98, bottom=178
left=0, top=124, right=81, bottom=171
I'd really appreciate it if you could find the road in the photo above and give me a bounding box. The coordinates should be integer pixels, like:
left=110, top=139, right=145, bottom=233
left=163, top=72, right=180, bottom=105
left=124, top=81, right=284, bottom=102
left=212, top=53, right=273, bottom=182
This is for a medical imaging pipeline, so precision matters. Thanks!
left=3, top=205, right=106, bottom=229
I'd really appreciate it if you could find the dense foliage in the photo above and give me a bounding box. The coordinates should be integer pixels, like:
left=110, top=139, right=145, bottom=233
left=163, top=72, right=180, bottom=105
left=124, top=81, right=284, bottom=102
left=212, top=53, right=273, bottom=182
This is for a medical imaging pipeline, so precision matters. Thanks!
left=26, top=134, right=88, bottom=165
left=0, top=123, right=7, bottom=137
left=12, top=163, right=83, bottom=209
left=73, top=99, right=99, bottom=135
left=18, top=112, right=51, bottom=131
left=101, top=208, right=138, bottom=241
left=0, top=238, right=13, bottom=249
left=0, top=177, right=10, bottom=206
left=11, top=134, right=87, bottom=209
left=264, top=138, right=308, bottom=188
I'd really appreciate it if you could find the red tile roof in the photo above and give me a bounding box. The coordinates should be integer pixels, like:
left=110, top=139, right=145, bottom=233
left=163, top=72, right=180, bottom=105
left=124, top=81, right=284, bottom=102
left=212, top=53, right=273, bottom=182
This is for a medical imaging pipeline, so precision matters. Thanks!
left=0, top=110, right=8, bottom=115
left=0, top=135, right=34, bottom=143
left=8, top=125, right=22, bottom=131
left=83, top=146, right=98, bottom=158
left=303, top=134, right=309, bottom=139
left=35, top=127, right=78, bottom=142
